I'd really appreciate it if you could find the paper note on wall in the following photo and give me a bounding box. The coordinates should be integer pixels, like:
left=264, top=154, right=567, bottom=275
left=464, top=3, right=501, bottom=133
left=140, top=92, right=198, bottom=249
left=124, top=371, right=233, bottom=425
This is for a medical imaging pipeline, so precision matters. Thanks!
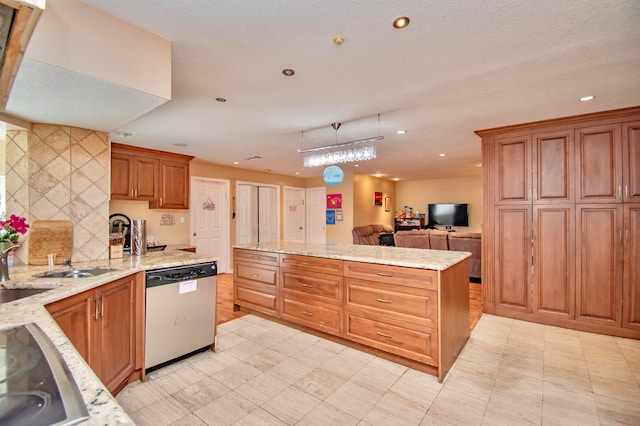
left=179, top=280, right=197, bottom=294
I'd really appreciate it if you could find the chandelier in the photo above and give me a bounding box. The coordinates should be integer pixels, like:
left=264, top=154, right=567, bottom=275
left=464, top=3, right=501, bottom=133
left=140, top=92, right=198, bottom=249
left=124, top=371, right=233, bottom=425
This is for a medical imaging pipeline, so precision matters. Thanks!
left=298, top=116, right=383, bottom=168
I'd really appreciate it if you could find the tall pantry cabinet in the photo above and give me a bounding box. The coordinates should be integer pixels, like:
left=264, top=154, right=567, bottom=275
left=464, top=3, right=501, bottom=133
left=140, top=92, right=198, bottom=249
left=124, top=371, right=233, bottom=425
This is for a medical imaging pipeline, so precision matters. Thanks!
left=477, top=107, right=640, bottom=339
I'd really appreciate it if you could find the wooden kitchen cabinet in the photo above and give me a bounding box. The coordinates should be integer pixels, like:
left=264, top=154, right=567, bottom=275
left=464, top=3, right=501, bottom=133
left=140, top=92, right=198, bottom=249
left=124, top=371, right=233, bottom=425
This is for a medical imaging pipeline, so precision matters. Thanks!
left=47, top=272, right=144, bottom=395
left=233, top=248, right=279, bottom=316
left=478, top=106, right=640, bottom=339
left=111, top=143, right=194, bottom=209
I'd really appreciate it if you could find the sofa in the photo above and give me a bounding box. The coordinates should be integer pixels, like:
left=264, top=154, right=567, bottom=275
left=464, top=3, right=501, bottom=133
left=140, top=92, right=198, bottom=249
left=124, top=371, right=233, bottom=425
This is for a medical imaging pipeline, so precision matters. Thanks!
left=352, top=224, right=394, bottom=245
left=393, top=229, right=482, bottom=280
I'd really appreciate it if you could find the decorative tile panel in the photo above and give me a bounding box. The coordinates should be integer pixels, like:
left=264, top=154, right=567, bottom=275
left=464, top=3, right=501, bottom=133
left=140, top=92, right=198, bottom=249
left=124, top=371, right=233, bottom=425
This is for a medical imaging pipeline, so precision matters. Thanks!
left=6, top=124, right=110, bottom=265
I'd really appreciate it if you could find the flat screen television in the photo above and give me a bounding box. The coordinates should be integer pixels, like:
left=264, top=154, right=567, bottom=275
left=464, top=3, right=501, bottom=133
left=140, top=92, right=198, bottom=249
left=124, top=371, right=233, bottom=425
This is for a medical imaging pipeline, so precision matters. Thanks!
left=427, top=203, right=469, bottom=227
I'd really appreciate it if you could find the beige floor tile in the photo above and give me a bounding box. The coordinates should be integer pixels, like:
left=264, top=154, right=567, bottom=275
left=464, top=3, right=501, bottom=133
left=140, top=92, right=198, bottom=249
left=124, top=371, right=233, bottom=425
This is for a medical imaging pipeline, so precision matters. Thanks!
left=266, top=357, right=315, bottom=384
left=275, top=332, right=320, bottom=357
left=388, top=368, right=443, bottom=410
left=363, top=391, right=428, bottom=426
left=250, top=329, right=295, bottom=348
left=293, top=367, right=347, bottom=400
left=232, top=322, right=271, bottom=340
left=585, top=355, right=637, bottom=384
left=481, top=409, right=535, bottom=426
left=579, top=332, right=625, bottom=360
left=244, top=347, right=288, bottom=371
left=542, top=381, right=598, bottom=416
left=235, top=407, right=287, bottom=426
left=213, top=361, right=264, bottom=389
left=590, top=375, right=640, bottom=403
left=449, top=357, right=499, bottom=386
left=115, top=379, right=169, bottom=413
left=319, top=349, right=369, bottom=380
left=298, top=401, right=360, bottom=426
left=292, top=342, right=343, bottom=368
left=428, top=387, right=487, bottom=426
left=440, top=371, right=494, bottom=404
left=325, top=380, right=383, bottom=419
left=169, top=413, right=207, bottom=426
left=151, top=363, right=207, bottom=394
left=542, top=400, right=600, bottom=426
left=223, top=339, right=266, bottom=361
left=419, top=413, right=455, bottom=425
left=172, top=377, right=231, bottom=412
left=499, top=345, right=544, bottom=379
left=218, top=317, right=252, bottom=332
left=595, top=394, right=640, bottom=425
left=194, top=391, right=257, bottom=426
left=350, top=357, right=408, bottom=394
left=128, top=396, right=190, bottom=426
left=190, top=350, right=240, bottom=376
left=234, top=372, right=289, bottom=405
left=488, top=373, right=543, bottom=425
left=216, top=331, right=247, bottom=351
left=261, top=385, right=322, bottom=425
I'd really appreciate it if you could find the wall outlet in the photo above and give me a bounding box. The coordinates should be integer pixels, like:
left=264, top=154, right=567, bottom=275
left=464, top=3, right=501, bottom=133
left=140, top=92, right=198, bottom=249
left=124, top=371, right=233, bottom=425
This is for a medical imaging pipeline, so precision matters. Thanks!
left=180, top=216, right=185, bottom=224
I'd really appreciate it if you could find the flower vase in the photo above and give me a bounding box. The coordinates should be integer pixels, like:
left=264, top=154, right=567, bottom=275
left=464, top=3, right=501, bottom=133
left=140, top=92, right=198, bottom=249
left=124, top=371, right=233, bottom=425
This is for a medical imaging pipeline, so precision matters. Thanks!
left=0, top=242, right=20, bottom=282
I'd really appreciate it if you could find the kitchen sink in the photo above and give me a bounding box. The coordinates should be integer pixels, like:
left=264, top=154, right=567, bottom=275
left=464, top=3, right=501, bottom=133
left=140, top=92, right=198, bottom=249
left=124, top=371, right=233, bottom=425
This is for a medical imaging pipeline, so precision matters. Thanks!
left=32, top=268, right=117, bottom=279
left=0, top=288, right=53, bottom=303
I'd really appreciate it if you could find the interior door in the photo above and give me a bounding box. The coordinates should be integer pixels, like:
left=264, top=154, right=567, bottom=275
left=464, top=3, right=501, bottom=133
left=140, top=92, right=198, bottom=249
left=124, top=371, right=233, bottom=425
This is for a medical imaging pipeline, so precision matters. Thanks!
left=258, top=186, right=277, bottom=242
left=236, top=184, right=258, bottom=245
left=190, top=177, right=230, bottom=272
left=283, top=186, right=305, bottom=240
left=306, top=187, right=326, bottom=243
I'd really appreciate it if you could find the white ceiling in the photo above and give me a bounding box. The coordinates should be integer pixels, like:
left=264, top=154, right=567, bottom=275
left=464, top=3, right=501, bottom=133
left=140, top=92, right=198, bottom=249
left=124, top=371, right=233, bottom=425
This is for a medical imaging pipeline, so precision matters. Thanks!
left=7, top=0, right=640, bottom=180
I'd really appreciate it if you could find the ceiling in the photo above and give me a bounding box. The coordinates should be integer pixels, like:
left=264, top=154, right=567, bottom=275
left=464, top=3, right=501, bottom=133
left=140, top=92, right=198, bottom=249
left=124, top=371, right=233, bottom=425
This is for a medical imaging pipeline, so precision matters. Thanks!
left=6, top=0, right=640, bottom=181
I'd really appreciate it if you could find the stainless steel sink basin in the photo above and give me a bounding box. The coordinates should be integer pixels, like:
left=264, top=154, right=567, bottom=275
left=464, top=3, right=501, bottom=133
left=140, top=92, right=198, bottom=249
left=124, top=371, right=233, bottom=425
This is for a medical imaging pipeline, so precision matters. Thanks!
left=0, top=288, right=52, bottom=303
left=32, top=268, right=116, bottom=279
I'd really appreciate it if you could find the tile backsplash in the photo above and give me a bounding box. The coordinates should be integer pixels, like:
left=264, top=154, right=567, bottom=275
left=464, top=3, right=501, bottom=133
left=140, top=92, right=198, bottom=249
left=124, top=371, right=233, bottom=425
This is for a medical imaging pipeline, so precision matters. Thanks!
left=6, top=124, right=110, bottom=264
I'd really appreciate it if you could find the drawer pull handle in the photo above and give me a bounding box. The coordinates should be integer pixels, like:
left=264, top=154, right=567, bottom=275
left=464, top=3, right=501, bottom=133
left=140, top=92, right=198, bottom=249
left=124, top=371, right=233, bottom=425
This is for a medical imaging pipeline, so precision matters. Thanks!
left=250, top=273, right=260, bottom=278
left=302, top=283, right=313, bottom=288
left=302, top=262, right=314, bottom=266
left=376, top=298, right=392, bottom=304
left=376, top=331, right=393, bottom=339
left=302, top=311, right=313, bottom=316
left=376, top=272, right=394, bottom=277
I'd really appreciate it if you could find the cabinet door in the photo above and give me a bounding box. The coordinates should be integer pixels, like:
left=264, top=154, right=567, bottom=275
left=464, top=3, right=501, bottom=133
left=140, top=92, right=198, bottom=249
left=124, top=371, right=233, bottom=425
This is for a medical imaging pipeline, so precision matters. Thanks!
left=157, top=160, right=190, bottom=209
left=575, top=124, right=623, bottom=203
left=533, top=205, right=575, bottom=319
left=623, top=121, right=640, bottom=202
left=97, top=275, right=138, bottom=393
left=494, top=206, right=533, bottom=314
left=494, top=135, right=532, bottom=204
left=133, top=156, right=158, bottom=200
left=533, top=130, right=573, bottom=203
left=110, top=153, right=134, bottom=199
left=623, top=205, right=640, bottom=330
left=576, top=205, right=623, bottom=326
left=46, top=290, right=99, bottom=372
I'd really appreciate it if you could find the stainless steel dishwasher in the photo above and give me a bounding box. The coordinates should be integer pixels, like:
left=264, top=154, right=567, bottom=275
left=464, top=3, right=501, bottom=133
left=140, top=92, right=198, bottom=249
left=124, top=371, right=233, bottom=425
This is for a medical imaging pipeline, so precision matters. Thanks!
left=145, top=262, right=217, bottom=372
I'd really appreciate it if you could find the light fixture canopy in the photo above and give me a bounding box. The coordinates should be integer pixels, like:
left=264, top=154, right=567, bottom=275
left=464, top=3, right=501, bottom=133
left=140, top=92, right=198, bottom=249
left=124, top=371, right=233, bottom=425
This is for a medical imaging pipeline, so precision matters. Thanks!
left=393, top=16, right=410, bottom=29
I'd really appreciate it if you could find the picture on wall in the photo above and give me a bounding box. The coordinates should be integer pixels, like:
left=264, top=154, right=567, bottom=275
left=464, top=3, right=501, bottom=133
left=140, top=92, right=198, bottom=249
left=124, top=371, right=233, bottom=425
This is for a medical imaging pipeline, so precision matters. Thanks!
left=385, top=196, right=391, bottom=212
left=327, top=193, right=342, bottom=209
left=374, top=191, right=383, bottom=206
left=326, top=210, right=336, bottom=225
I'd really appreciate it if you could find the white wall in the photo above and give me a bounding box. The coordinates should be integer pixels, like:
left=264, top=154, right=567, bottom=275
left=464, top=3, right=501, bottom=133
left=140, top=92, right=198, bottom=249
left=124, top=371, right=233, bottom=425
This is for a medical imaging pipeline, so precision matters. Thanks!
left=396, top=175, right=482, bottom=233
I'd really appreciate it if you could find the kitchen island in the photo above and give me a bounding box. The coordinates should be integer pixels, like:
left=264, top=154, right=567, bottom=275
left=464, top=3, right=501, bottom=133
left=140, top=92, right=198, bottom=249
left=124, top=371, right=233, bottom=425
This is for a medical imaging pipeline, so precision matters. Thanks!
left=0, top=249, right=215, bottom=425
left=233, top=241, right=471, bottom=382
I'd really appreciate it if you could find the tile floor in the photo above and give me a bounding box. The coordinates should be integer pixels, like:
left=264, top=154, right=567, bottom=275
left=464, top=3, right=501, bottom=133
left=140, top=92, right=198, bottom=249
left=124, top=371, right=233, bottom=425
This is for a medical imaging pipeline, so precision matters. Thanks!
left=117, top=314, right=640, bottom=425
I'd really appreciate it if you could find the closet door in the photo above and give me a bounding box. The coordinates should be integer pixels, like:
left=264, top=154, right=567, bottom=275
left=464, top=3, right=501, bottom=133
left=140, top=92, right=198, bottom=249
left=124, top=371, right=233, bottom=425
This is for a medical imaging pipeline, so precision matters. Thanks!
left=623, top=205, right=640, bottom=330
left=236, top=184, right=259, bottom=245
left=494, top=135, right=532, bottom=204
left=533, top=130, right=573, bottom=204
left=494, top=206, right=533, bottom=315
left=258, top=186, right=278, bottom=243
left=623, top=121, right=640, bottom=202
left=576, top=205, right=623, bottom=326
left=575, top=124, right=622, bottom=203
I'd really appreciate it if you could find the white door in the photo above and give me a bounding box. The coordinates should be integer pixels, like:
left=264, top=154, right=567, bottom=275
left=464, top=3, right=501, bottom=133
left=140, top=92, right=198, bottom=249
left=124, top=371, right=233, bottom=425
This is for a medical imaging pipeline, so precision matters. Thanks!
left=236, top=184, right=258, bottom=244
left=283, top=186, right=305, bottom=240
left=190, top=177, right=230, bottom=272
left=306, top=187, right=326, bottom=243
left=258, top=186, right=278, bottom=242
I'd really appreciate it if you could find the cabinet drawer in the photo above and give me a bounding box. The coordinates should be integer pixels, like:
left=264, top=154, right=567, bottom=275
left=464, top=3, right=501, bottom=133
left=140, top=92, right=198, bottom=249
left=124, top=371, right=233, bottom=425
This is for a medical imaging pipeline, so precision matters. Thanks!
left=281, top=269, right=342, bottom=302
left=346, top=278, right=437, bottom=326
left=235, top=249, right=280, bottom=266
left=344, top=261, right=438, bottom=290
left=235, top=285, right=277, bottom=315
left=235, top=262, right=277, bottom=287
left=281, top=298, right=342, bottom=336
left=280, top=254, right=343, bottom=275
left=346, top=313, right=437, bottom=366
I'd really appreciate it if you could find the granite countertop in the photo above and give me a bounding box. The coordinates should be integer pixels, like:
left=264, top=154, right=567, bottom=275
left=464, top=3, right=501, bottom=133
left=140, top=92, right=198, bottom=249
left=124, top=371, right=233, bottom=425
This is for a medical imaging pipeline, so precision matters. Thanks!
left=0, top=250, right=216, bottom=425
left=234, top=241, right=470, bottom=270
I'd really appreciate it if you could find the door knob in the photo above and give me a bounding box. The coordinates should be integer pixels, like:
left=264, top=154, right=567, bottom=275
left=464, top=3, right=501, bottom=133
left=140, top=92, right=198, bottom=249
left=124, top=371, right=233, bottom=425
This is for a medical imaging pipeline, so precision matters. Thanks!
left=193, top=232, right=197, bottom=237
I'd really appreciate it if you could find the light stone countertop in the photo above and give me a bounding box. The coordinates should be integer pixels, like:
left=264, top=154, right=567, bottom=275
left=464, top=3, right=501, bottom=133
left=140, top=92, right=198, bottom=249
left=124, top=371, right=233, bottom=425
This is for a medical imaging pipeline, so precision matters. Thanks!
left=234, top=241, right=471, bottom=270
left=0, top=249, right=216, bottom=425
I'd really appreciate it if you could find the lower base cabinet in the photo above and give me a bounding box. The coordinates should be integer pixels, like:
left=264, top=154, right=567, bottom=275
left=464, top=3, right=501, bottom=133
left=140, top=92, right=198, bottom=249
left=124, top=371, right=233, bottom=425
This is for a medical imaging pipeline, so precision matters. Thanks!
left=46, top=273, right=144, bottom=395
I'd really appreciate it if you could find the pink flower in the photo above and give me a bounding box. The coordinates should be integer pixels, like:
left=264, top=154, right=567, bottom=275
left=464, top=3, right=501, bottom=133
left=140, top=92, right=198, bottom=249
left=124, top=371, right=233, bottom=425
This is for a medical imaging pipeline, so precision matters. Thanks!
left=0, top=214, right=29, bottom=243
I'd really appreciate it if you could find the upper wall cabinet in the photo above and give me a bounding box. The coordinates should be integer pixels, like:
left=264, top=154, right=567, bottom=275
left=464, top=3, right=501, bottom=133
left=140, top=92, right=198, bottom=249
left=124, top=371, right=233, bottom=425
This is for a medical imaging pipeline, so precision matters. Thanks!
left=623, top=121, right=640, bottom=202
left=110, top=143, right=194, bottom=209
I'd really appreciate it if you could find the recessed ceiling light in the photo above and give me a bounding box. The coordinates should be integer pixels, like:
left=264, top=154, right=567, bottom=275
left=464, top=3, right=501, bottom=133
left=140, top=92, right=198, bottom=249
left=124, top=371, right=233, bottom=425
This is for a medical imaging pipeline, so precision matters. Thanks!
left=173, top=143, right=187, bottom=147
left=439, top=153, right=446, bottom=157
left=375, top=173, right=383, bottom=178
left=282, top=69, right=295, bottom=76
left=354, top=164, right=360, bottom=167
left=113, top=131, right=132, bottom=138
left=333, top=36, right=344, bottom=45
left=396, top=130, right=407, bottom=135
left=393, top=178, right=400, bottom=181
left=579, top=95, right=595, bottom=102
left=233, top=161, right=239, bottom=165
left=393, top=16, right=410, bottom=29
left=216, top=97, right=227, bottom=102
left=295, top=172, right=300, bottom=175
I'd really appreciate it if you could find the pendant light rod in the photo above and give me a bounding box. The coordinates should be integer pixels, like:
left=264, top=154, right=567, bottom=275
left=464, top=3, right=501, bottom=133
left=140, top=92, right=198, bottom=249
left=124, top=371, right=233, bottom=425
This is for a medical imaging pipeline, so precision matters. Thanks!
left=297, top=135, right=383, bottom=153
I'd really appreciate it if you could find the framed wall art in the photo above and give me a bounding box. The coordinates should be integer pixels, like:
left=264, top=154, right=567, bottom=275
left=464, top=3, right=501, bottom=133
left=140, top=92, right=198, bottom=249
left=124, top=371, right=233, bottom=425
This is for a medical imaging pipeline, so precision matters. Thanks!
left=374, top=191, right=383, bottom=206
left=385, top=196, right=391, bottom=212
